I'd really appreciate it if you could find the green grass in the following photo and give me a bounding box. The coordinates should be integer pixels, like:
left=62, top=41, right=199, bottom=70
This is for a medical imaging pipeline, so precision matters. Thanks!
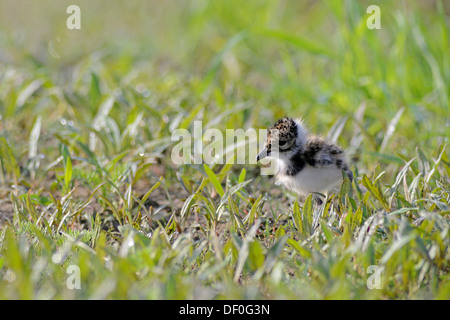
left=0, top=0, right=449, bottom=299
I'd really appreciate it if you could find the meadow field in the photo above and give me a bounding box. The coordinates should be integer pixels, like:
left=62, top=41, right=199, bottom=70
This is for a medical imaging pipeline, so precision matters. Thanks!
left=0, top=0, right=449, bottom=299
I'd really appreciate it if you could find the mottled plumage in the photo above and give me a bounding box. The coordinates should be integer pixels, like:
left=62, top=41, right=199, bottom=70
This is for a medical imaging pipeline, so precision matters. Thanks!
left=257, top=117, right=353, bottom=198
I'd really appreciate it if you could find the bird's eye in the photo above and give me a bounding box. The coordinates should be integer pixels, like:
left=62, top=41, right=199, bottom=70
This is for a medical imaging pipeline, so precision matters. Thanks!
left=278, top=139, right=294, bottom=150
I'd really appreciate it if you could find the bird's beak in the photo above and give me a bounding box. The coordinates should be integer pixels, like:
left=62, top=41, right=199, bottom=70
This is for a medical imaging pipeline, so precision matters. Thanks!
left=256, top=147, right=268, bottom=162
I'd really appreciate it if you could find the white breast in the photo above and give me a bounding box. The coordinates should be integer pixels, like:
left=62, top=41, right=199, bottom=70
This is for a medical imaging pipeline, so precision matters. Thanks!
left=277, top=164, right=343, bottom=195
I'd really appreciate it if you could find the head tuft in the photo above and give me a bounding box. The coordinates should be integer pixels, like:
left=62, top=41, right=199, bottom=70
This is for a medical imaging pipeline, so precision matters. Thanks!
left=264, top=117, right=307, bottom=156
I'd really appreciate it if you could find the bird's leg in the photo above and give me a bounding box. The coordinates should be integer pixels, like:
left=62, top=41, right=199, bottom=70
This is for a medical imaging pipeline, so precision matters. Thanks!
left=312, top=193, right=324, bottom=206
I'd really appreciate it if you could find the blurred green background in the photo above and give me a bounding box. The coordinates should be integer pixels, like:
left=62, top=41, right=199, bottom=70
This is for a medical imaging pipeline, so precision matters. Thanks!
left=1, top=0, right=448, bottom=147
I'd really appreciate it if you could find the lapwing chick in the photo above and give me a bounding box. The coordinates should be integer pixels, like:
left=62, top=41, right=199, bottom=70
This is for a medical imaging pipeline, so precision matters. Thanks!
left=256, top=117, right=353, bottom=202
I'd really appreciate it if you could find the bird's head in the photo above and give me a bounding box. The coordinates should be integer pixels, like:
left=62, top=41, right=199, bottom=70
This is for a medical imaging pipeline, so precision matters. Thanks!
left=256, top=117, right=307, bottom=162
